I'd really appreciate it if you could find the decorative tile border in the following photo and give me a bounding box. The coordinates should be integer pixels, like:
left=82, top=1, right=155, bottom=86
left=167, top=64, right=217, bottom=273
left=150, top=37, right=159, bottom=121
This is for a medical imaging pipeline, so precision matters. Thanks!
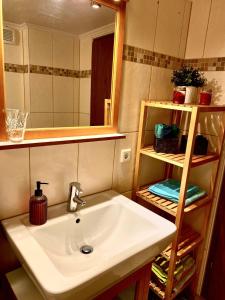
left=5, top=63, right=28, bottom=73
left=5, top=64, right=91, bottom=78
left=29, top=65, right=91, bottom=78
left=123, top=44, right=225, bottom=71
left=29, top=65, right=53, bottom=75
left=184, top=57, right=225, bottom=71
left=4, top=46, right=225, bottom=75
left=79, top=70, right=92, bottom=78
left=123, top=45, right=182, bottom=70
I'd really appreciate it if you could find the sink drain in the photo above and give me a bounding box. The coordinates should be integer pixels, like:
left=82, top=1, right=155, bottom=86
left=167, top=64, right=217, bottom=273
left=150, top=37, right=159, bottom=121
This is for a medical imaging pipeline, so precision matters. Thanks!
left=80, top=245, right=93, bottom=254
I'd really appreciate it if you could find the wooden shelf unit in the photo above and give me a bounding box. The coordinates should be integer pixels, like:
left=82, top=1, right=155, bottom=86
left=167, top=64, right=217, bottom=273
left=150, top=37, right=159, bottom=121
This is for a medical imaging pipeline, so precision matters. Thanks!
left=133, top=100, right=225, bottom=300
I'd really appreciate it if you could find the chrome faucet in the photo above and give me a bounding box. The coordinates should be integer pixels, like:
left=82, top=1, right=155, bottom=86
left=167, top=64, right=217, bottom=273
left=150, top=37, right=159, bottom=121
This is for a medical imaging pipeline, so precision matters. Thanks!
left=67, top=182, right=86, bottom=212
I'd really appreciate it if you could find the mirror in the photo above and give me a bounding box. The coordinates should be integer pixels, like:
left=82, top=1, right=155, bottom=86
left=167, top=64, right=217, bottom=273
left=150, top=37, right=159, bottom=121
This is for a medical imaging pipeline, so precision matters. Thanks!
left=2, top=0, right=119, bottom=130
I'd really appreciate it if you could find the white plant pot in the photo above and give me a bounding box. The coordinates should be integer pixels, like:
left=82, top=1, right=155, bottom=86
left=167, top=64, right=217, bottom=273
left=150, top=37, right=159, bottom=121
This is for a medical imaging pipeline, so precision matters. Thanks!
left=185, top=86, right=198, bottom=104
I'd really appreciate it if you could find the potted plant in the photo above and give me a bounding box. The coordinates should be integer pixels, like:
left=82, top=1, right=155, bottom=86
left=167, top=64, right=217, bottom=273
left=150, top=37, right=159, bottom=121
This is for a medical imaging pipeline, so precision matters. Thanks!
left=171, top=66, right=206, bottom=104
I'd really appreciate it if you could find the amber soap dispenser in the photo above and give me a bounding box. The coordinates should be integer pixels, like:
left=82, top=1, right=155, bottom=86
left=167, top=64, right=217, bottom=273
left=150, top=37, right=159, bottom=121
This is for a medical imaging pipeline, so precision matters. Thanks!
left=29, top=181, right=48, bottom=225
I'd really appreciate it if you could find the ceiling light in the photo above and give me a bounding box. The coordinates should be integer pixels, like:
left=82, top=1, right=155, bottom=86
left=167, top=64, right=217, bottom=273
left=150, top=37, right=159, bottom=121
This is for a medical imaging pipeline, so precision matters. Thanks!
left=91, top=1, right=101, bottom=9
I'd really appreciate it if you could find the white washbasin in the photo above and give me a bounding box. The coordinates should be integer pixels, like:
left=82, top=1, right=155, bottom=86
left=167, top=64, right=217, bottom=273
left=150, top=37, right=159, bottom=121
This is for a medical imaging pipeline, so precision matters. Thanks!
left=2, top=190, right=176, bottom=299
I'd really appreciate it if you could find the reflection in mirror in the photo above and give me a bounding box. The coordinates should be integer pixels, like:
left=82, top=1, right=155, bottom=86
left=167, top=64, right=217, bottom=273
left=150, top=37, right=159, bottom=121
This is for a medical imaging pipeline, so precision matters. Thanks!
left=3, top=0, right=116, bottom=129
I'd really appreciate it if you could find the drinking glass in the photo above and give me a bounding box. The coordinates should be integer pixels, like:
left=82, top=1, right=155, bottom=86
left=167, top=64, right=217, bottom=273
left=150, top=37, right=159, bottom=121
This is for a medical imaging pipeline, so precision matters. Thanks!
left=5, top=109, right=28, bottom=142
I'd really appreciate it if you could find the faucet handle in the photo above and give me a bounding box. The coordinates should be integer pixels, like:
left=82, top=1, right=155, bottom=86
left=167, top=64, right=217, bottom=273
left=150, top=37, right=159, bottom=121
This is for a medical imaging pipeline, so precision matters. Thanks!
left=70, top=182, right=81, bottom=190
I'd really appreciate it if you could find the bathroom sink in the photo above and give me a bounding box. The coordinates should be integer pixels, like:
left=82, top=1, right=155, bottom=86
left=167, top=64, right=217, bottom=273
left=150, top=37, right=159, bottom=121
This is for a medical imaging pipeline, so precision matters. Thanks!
left=2, top=190, right=176, bottom=299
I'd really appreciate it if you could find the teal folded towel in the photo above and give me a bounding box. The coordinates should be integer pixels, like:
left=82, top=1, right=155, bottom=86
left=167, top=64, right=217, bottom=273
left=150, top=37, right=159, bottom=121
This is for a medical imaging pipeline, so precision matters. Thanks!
left=148, top=179, right=206, bottom=206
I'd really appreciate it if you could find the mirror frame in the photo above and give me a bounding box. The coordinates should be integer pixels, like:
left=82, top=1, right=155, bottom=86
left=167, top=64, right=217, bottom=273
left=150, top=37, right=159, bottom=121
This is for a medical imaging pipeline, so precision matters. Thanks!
left=0, top=0, right=127, bottom=140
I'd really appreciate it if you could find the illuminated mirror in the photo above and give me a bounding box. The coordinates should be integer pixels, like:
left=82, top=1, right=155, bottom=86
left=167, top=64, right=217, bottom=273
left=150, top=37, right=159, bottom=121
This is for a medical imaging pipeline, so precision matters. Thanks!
left=3, top=0, right=117, bottom=129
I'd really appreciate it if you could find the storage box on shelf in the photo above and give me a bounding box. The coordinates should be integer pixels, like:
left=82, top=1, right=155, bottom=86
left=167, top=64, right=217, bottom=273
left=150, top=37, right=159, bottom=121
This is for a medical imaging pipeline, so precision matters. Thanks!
left=133, top=100, right=225, bottom=300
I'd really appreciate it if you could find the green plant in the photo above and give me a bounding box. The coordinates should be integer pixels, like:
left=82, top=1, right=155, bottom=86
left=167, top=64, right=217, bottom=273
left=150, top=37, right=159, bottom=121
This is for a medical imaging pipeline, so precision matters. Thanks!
left=171, top=66, right=206, bottom=87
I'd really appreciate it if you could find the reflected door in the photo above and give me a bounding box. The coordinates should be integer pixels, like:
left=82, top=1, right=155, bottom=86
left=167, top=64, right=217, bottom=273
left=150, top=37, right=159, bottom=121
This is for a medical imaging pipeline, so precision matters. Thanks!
left=90, top=33, right=114, bottom=126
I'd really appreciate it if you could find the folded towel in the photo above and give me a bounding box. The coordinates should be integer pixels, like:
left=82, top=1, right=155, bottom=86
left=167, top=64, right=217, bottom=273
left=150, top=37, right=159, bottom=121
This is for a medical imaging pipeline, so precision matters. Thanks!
left=152, top=255, right=195, bottom=285
left=173, top=266, right=196, bottom=293
left=148, top=179, right=206, bottom=206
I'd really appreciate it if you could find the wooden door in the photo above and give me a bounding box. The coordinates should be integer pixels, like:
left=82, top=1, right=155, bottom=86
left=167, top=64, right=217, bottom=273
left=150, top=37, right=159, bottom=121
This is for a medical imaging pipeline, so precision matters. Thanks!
left=202, top=173, right=225, bottom=299
left=90, top=33, right=114, bottom=126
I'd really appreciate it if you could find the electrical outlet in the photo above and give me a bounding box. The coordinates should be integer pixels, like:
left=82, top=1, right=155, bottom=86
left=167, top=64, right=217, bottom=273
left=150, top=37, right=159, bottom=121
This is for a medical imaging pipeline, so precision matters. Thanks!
left=120, top=149, right=131, bottom=163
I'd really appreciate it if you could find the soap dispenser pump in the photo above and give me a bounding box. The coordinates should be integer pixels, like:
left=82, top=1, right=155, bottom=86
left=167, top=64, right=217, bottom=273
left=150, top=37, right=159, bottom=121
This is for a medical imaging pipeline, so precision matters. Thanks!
left=29, top=181, right=48, bottom=225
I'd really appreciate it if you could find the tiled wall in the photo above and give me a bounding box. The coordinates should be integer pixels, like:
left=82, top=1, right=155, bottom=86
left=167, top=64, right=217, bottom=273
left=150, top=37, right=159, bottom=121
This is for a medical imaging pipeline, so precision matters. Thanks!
left=4, top=0, right=225, bottom=219
left=0, top=0, right=192, bottom=220
left=184, top=0, right=225, bottom=154
left=185, top=0, right=225, bottom=103
left=4, top=23, right=116, bottom=128
left=4, top=24, right=81, bottom=128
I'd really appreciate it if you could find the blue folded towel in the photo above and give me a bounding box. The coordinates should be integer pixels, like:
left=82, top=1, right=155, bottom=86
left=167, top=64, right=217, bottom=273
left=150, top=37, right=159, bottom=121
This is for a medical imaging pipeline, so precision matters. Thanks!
left=148, top=179, right=206, bottom=206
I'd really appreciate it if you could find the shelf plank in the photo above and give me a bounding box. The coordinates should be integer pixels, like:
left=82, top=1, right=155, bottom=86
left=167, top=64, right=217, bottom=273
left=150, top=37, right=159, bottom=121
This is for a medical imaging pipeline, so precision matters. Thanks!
left=136, top=187, right=211, bottom=217
left=143, top=100, right=225, bottom=113
left=140, top=146, right=219, bottom=168
left=162, top=226, right=202, bottom=260
left=143, top=100, right=193, bottom=112
left=150, top=273, right=195, bottom=300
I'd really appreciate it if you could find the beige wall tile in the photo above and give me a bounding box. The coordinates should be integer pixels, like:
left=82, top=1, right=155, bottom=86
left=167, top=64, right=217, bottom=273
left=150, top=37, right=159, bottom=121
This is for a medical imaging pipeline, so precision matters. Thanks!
left=122, top=191, right=132, bottom=199
left=140, top=156, right=165, bottom=186
left=30, top=74, right=53, bottom=113
left=74, top=78, right=79, bottom=113
left=24, top=73, right=30, bottom=114
left=4, top=27, right=24, bottom=64
left=185, top=0, right=211, bottom=58
left=179, top=1, right=192, bottom=58
left=26, top=114, right=31, bottom=128
left=140, top=133, right=165, bottom=186
left=30, top=144, right=78, bottom=206
left=22, top=27, right=29, bottom=65
left=125, top=0, right=158, bottom=51
left=119, top=61, right=151, bottom=133
left=53, top=33, right=74, bottom=69
left=4, top=72, right=25, bottom=110
left=78, top=140, right=115, bottom=196
left=53, top=76, right=74, bottom=113
left=79, top=113, right=90, bottom=126
left=204, top=0, right=225, bottom=58
left=30, top=113, right=53, bottom=128
left=113, top=132, right=137, bottom=194
left=197, top=112, right=224, bottom=137
left=145, top=108, right=172, bottom=131
left=0, top=149, right=30, bottom=219
left=79, top=78, right=91, bottom=114
left=80, top=38, right=92, bottom=70
left=149, top=66, right=173, bottom=100
left=53, top=113, right=74, bottom=127
left=205, top=71, right=225, bottom=105
left=29, top=28, right=52, bottom=66
left=74, top=36, right=80, bottom=70
left=74, top=113, right=79, bottom=126
left=154, top=0, right=187, bottom=57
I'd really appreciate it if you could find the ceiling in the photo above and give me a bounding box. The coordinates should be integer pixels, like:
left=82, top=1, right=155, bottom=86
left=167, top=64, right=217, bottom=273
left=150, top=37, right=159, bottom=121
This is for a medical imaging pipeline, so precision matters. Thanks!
left=3, top=0, right=116, bottom=35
